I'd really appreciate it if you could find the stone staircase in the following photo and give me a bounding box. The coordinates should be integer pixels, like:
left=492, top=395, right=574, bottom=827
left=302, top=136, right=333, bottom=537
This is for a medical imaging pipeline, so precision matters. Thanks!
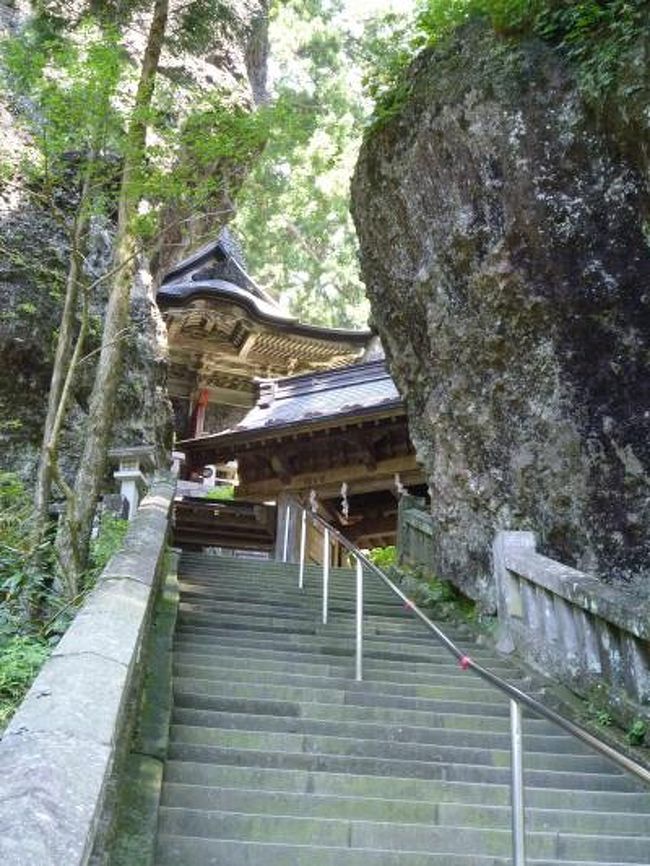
left=154, top=552, right=650, bottom=865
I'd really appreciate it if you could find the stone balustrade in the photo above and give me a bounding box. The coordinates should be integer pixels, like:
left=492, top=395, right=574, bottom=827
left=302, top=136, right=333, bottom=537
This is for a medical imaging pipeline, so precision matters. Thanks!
left=397, top=499, right=649, bottom=724
left=397, top=495, right=434, bottom=571
left=494, top=531, right=650, bottom=724
left=0, top=472, right=176, bottom=866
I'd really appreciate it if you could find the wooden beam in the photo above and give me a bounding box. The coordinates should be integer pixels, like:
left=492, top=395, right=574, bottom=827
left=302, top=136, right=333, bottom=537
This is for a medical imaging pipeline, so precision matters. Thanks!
left=237, top=455, right=423, bottom=500
left=269, top=454, right=292, bottom=484
left=238, top=332, right=257, bottom=359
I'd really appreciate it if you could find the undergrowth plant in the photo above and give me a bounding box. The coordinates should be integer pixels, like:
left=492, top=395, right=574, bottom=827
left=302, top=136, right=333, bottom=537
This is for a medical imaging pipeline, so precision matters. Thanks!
left=0, top=635, right=50, bottom=730
left=627, top=719, right=647, bottom=747
left=367, top=545, right=481, bottom=627
left=204, top=484, right=235, bottom=501
left=364, top=0, right=650, bottom=126
left=0, top=472, right=129, bottom=728
left=88, top=513, right=128, bottom=580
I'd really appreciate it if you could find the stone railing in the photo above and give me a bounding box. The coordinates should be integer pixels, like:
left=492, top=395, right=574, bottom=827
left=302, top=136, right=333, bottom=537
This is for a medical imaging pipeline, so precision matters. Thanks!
left=396, top=494, right=433, bottom=567
left=0, top=473, right=176, bottom=866
left=494, top=531, right=650, bottom=724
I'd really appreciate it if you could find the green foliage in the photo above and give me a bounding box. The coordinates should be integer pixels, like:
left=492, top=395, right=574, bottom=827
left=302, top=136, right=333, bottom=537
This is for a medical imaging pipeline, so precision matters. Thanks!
left=387, top=558, right=478, bottom=624
left=0, top=473, right=48, bottom=618
left=364, top=0, right=650, bottom=124
left=0, top=635, right=50, bottom=730
left=233, top=0, right=370, bottom=329
left=367, top=545, right=397, bottom=568
left=0, top=474, right=53, bottom=727
left=204, top=485, right=235, bottom=501
left=1, top=9, right=270, bottom=246
left=594, top=707, right=614, bottom=726
left=1, top=18, right=127, bottom=198
left=141, top=88, right=271, bottom=226
left=0, top=482, right=129, bottom=728
left=88, top=514, right=128, bottom=578
left=16, top=302, right=37, bottom=316
left=627, top=718, right=647, bottom=746
left=169, top=0, right=237, bottom=55
left=531, top=0, right=650, bottom=98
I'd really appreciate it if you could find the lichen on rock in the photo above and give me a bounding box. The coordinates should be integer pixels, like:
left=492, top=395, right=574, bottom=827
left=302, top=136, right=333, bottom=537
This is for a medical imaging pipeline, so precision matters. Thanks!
left=352, top=22, right=650, bottom=608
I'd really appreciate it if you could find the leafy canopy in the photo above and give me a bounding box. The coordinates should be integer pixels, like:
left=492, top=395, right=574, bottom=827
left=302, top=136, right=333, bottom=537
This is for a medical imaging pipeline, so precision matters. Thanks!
left=364, top=0, right=650, bottom=123
left=233, top=0, right=370, bottom=329
left=1, top=8, right=272, bottom=244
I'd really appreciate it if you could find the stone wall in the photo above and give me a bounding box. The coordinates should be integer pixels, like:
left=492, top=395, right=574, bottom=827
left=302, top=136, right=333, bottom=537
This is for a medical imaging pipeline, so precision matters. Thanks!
left=0, top=474, right=175, bottom=866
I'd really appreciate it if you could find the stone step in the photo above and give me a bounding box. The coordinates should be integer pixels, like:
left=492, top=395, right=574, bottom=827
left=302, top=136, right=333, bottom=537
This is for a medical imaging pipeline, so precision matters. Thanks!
left=172, top=677, right=515, bottom=718
left=178, top=585, right=397, bottom=608
left=171, top=642, right=521, bottom=677
left=176, top=614, right=477, bottom=647
left=162, top=760, right=650, bottom=811
left=178, top=572, right=391, bottom=592
left=161, top=783, right=650, bottom=835
left=168, top=724, right=614, bottom=775
left=178, top=584, right=407, bottom=617
left=171, top=652, right=532, bottom=691
left=171, top=689, right=570, bottom=736
left=172, top=629, right=514, bottom=668
left=171, top=661, right=533, bottom=700
left=154, top=835, right=650, bottom=866
left=173, top=676, right=532, bottom=719
left=177, top=572, right=391, bottom=596
left=150, top=553, right=650, bottom=866
left=178, top=561, right=358, bottom=581
left=170, top=706, right=592, bottom=756
left=158, top=805, right=650, bottom=861
left=166, top=742, right=635, bottom=791
left=157, top=807, right=564, bottom=857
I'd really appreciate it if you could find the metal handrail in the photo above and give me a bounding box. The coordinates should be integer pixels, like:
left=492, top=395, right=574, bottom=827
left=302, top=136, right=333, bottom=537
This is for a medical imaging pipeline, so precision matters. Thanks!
left=307, top=509, right=650, bottom=783
left=293, top=505, right=650, bottom=866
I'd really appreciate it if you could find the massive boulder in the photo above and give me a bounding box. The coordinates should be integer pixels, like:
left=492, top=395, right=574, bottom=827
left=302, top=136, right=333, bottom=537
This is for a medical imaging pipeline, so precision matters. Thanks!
left=351, top=23, right=650, bottom=607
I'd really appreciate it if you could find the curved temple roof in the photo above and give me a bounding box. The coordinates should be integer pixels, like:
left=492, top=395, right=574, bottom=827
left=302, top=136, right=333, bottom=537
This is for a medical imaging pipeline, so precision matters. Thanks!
left=179, top=360, right=403, bottom=452
left=157, top=237, right=374, bottom=413
left=157, top=236, right=371, bottom=344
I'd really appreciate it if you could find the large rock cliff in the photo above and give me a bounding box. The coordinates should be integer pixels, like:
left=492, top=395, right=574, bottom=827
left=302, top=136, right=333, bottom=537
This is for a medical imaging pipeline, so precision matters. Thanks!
left=351, top=23, right=650, bottom=607
left=0, top=0, right=268, bottom=479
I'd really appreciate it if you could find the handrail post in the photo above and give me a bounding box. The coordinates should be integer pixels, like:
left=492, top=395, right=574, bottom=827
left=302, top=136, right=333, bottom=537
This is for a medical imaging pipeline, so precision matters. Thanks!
left=298, top=508, right=307, bottom=589
left=510, top=698, right=526, bottom=866
left=355, top=557, right=363, bottom=681
left=322, top=527, right=330, bottom=624
left=282, top=503, right=291, bottom=563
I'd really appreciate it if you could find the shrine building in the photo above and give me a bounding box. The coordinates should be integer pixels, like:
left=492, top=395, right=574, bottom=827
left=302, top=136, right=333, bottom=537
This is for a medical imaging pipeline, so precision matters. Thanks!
left=157, top=235, right=426, bottom=560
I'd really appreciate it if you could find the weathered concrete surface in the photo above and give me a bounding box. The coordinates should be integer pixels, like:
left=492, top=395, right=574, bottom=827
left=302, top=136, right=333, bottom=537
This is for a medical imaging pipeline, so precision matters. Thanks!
left=352, top=22, right=650, bottom=608
left=494, top=531, right=650, bottom=726
left=0, top=475, right=175, bottom=866
left=97, top=558, right=181, bottom=866
left=0, top=732, right=111, bottom=866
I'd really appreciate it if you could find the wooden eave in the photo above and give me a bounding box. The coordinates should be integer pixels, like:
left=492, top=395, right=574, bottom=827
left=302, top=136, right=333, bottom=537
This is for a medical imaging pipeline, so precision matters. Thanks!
left=179, top=401, right=406, bottom=463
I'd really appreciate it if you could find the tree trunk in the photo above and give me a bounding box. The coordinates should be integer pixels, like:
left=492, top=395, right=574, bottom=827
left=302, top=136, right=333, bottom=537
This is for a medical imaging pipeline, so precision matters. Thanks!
left=55, top=0, right=170, bottom=593
left=33, top=181, right=90, bottom=546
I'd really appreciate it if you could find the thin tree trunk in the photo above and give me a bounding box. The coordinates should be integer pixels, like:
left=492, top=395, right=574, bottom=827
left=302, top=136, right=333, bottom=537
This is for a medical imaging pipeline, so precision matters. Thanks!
left=33, top=174, right=91, bottom=545
left=55, top=0, right=170, bottom=593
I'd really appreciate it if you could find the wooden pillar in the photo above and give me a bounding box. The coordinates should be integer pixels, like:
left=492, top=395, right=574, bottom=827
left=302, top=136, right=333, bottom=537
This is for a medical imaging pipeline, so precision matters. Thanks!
left=275, top=492, right=302, bottom=563
left=189, top=388, right=210, bottom=438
